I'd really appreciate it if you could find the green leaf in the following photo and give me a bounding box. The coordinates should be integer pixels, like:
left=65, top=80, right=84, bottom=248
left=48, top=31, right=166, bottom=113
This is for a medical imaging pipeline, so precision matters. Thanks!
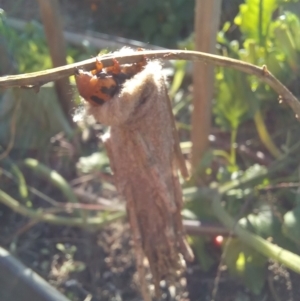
left=0, top=87, right=73, bottom=150
left=239, top=204, right=278, bottom=237
left=214, top=68, right=259, bottom=131
left=284, top=11, right=300, bottom=51
left=0, top=157, right=29, bottom=203
left=224, top=238, right=267, bottom=295
left=241, top=203, right=295, bottom=249
left=234, top=0, right=278, bottom=44
left=184, top=187, right=216, bottom=221
left=273, top=24, right=298, bottom=71
left=191, top=236, right=215, bottom=271
left=265, top=49, right=288, bottom=80
left=271, top=12, right=300, bottom=72
left=169, top=61, right=187, bottom=98
left=283, top=206, right=300, bottom=245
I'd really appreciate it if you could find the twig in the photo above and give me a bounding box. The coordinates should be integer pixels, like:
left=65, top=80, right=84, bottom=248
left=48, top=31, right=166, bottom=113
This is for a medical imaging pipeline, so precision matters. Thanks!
left=23, top=158, right=79, bottom=206
left=182, top=219, right=231, bottom=236
left=0, top=166, right=117, bottom=211
left=0, top=186, right=229, bottom=236
left=73, top=188, right=124, bottom=211
left=1, top=165, right=230, bottom=235
left=0, top=188, right=124, bottom=228
left=70, top=171, right=114, bottom=186
left=0, top=50, right=300, bottom=120
left=259, top=182, right=300, bottom=191
left=268, top=274, right=283, bottom=301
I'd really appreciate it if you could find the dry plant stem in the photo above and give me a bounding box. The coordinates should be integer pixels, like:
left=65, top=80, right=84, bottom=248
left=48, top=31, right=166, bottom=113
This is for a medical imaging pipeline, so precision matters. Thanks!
left=1, top=50, right=299, bottom=120
left=1, top=167, right=229, bottom=235
left=87, top=60, right=194, bottom=298
left=268, top=274, right=283, bottom=301
left=0, top=185, right=228, bottom=237
left=37, top=0, right=74, bottom=122
left=192, top=0, right=221, bottom=169
left=0, top=188, right=124, bottom=228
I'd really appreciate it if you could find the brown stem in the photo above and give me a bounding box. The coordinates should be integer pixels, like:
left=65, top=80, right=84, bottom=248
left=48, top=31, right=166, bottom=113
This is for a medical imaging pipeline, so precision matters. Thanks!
left=0, top=50, right=299, bottom=120
left=192, top=0, right=221, bottom=171
left=37, top=0, right=74, bottom=124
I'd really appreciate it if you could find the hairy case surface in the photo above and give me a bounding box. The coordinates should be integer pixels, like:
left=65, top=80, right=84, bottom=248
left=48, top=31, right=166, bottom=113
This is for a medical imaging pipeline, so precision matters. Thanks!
left=79, top=59, right=194, bottom=298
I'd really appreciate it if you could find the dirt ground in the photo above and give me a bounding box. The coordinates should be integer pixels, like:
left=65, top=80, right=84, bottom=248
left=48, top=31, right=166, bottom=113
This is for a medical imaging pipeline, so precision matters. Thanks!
left=1, top=1, right=300, bottom=300
left=1, top=202, right=299, bottom=301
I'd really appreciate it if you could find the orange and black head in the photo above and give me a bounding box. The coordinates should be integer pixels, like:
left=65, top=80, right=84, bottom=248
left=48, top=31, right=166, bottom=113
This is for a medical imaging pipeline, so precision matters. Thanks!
left=75, top=69, right=119, bottom=106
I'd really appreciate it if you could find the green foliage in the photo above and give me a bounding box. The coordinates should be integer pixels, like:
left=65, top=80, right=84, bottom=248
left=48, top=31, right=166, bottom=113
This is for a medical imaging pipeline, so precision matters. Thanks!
left=0, top=11, right=90, bottom=74
left=240, top=203, right=296, bottom=250
left=213, top=0, right=300, bottom=162
left=55, top=243, right=86, bottom=274
left=185, top=188, right=216, bottom=221
left=214, top=68, right=258, bottom=131
left=215, top=1, right=300, bottom=126
left=283, top=206, right=300, bottom=244
left=272, top=11, right=300, bottom=72
left=0, top=87, right=73, bottom=150
left=93, top=0, right=195, bottom=47
left=234, top=0, right=277, bottom=45
left=192, top=236, right=215, bottom=271
left=0, top=156, right=30, bottom=205
left=0, top=13, right=52, bottom=73
left=169, top=61, right=188, bottom=99
left=179, top=0, right=300, bottom=295
left=224, top=239, right=267, bottom=295
left=2, top=1, right=300, bottom=298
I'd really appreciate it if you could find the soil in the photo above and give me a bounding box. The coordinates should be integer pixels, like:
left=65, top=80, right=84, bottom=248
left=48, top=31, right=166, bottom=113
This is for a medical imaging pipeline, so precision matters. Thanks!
left=1, top=203, right=300, bottom=301
left=1, top=1, right=300, bottom=301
